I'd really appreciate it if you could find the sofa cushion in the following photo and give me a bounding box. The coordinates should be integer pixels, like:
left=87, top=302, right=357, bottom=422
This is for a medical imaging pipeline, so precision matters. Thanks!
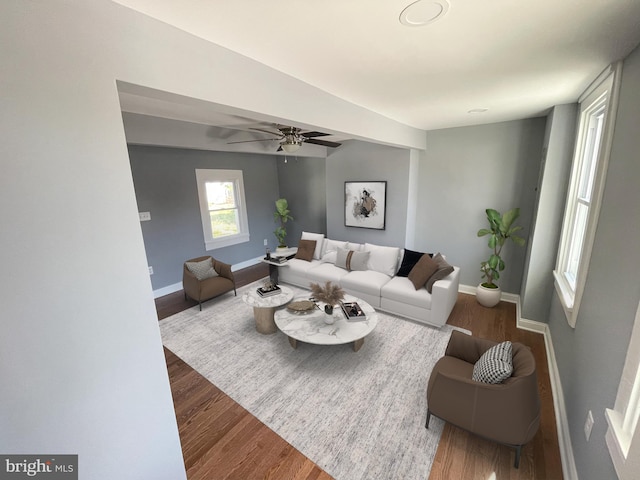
left=341, top=270, right=392, bottom=297
left=397, top=249, right=433, bottom=277
left=185, top=258, right=219, bottom=280
left=426, top=253, right=455, bottom=293
left=380, top=276, right=433, bottom=309
left=295, top=239, right=316, bottom=262
left=301, top=231, right=325, bottom=260
left=364, top=243, right=400, bottom=277
left=336, top=248, right=370, bottom=271
left=307, top=262, right=350, bottom=284
left=472, top=341, right=513, bottom=384
left=408, top=253, right=439, bottom=290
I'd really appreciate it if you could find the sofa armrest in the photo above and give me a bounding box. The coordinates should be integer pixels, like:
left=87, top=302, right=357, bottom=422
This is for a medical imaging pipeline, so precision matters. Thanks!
left=430, top=266, right=461, bottom=326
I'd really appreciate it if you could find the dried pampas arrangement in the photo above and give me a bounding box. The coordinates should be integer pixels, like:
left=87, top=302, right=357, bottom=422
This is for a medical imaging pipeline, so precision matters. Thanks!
left=310, top=281, right=345, bottom=306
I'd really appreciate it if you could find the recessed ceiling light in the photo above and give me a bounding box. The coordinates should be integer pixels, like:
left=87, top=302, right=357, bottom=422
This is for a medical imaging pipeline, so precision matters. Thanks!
left=468, top=108, right=489, bottom=114
left=399, top=0, right=450, bottom=27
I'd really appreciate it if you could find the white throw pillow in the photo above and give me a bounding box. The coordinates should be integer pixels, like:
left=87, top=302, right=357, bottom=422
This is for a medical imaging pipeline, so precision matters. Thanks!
left=322, top=238, right=349, bottom=258
left=301, top=231, right=325, bottom=260
left=365, top=243, right=401, bottom=277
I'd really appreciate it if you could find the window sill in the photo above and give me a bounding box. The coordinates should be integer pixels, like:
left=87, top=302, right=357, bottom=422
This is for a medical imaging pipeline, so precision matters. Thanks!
left=553, top=270, right=576, bottom=328
left=606, top=408, right=632, bottom=478
left=205, top=233, right=250, bottom=251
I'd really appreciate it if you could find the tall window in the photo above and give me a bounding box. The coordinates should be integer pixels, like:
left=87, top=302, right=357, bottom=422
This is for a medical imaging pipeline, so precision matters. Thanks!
left=554, top=63, right=621, bottom=327
left=195, top=169, right=249, bottom=250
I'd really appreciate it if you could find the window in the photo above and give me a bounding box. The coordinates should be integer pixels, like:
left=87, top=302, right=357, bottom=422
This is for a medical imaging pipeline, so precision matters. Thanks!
left=606, top=301, right=640, bottom=479
left=195, top=169, right=249, bottom=250
left=553, top=62, right=621, bottom=327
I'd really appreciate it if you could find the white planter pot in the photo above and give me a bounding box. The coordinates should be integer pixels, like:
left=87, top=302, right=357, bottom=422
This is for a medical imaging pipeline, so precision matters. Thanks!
left=476, top=283, right=502, bottom=308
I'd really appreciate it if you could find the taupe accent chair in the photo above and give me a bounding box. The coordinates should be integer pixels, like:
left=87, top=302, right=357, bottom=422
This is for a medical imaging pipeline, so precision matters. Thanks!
left=183, top=256, right=236, bottom=310
left=426, top=330, right=540, bottom=468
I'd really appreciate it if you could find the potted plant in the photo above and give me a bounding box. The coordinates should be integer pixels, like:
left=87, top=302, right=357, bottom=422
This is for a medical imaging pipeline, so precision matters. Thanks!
left=273, top=198, right=293, bottom=251
left=476, top=208, right=525, bottom=307
left=310, top=281, right=345, bottom=323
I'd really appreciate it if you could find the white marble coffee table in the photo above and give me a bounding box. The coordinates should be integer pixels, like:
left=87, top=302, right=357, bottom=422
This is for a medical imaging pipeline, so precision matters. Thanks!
left=242, top=285, right=294, bottom=334
left=274, top=295, right=378, bottom=352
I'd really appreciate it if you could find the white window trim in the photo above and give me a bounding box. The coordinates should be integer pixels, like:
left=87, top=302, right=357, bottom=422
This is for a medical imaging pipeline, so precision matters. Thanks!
left=195, top=169, right=250, bottom=251
left=553, top=62, right=622, bottom=328
left=606, top=300, right=640, bottom=479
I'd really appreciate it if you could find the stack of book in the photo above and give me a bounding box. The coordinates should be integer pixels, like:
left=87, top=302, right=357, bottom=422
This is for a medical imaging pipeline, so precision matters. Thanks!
left=270, top=256, right=287, bottom=264
left=257, top=285, right=282, bottom=297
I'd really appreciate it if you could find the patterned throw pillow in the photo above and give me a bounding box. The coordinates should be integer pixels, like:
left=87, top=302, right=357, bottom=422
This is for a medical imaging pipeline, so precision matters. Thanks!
left=472, top=341, right=513, bottom=384
left=336, top=248, right=370, bottom=271
left=185, top=258, right=219, bottom=280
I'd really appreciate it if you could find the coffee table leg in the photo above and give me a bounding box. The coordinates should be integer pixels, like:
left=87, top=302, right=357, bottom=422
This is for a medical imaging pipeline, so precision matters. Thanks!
left=254, top=307, right=277, bottom=334
left=353, top=338, right=364, bottom=352
left=288, top=336, right=298, bottom=349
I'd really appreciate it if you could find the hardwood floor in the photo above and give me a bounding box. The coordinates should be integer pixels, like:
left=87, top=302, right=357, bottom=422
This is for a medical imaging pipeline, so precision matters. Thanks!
left=158, top=265, right=563, bottom=479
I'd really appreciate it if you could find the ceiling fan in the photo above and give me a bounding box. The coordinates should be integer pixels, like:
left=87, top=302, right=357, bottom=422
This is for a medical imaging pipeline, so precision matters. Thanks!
left=227, top=125, right=342, bottom=153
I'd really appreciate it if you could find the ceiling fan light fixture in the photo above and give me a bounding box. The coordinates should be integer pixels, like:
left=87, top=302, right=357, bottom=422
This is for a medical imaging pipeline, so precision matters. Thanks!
left=281, top=142, right=301, bottom=153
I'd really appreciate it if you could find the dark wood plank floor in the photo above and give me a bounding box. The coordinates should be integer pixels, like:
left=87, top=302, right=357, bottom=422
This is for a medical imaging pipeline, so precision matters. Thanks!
left=157, top=264, right=563, bottom=479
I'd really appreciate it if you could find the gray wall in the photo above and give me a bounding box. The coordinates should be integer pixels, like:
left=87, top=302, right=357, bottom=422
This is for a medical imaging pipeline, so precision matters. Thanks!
left=521, top=104, right=578, bottom=321
left=276, top=155, right=327, bottom=243
left=326, top=140, right=411, bottom=247
left=548, top=44, right=640, bottom=480
left=415, top=119, right=547, bottom=294
left=129, top=146, right=280, bottom=289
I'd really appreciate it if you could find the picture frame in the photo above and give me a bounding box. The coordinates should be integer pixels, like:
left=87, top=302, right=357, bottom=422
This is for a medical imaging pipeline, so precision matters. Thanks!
left=344, top=181, right=387, bottom=230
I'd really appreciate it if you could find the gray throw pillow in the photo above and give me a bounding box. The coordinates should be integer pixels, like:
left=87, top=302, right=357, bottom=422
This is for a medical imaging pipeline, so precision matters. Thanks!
left=185, top=258, right=219, bottom=280
left=336, top=248, right=370, bottom=271
left=472, top=341, right=513, bottom=384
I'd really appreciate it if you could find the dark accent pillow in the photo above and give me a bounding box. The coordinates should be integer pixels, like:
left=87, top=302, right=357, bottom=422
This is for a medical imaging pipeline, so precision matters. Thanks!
left=295, top=239, right=317, bottom=262
left=425, top=253, right=455, bottom=293
left=407, top=253, right=439, bottom=290
left=397, top=249, right=433, bottom=277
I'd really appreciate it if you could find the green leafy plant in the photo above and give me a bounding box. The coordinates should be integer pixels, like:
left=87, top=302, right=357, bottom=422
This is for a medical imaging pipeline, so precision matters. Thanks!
left=477, top=208, right=525, bottom=288
left=273, top=198, right=293, bottom=248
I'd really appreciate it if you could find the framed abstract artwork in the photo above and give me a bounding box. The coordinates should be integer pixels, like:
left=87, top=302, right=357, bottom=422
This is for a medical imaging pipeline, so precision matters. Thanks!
left=344, top=181, right=387, bottom=230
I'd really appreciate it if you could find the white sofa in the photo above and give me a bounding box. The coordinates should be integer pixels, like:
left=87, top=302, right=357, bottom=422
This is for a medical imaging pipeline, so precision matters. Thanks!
left=277, top=233, right=460, bottom=328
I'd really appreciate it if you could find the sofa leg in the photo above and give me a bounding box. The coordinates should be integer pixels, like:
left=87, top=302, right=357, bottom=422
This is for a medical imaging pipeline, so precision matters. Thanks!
left=514, top=445, right=522, bottom=469
left=425, top=409, right=431, bottom=429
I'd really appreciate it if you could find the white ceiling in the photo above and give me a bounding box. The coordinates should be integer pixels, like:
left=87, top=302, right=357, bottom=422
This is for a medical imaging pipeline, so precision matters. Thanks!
left=113, top=0, right=640, bottom=132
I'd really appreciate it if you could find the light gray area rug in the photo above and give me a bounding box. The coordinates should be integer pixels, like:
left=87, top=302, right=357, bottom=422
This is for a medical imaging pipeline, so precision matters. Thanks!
left=160, top=281, right=466, bottom=480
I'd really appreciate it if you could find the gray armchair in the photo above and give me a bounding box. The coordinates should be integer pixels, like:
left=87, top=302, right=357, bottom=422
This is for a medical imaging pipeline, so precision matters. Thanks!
left=426, top=330, right=540, bottom=468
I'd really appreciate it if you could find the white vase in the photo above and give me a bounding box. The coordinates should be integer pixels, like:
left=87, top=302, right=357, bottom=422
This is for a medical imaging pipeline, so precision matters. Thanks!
left=476, top=283, right=502, bottom=308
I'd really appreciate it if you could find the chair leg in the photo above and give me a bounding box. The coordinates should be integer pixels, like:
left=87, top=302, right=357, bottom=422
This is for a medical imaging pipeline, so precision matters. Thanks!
left=514, top=445, right=522, bottom=469
left=425, top=409, right=431, bottom=429
left=199, top=300, right=202, bottom=311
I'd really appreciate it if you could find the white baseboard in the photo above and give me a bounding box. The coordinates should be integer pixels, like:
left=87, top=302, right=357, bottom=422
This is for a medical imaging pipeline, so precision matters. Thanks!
left=152, top=256, right=264, bottom=299
left=458, top=283, right=578, bottom=479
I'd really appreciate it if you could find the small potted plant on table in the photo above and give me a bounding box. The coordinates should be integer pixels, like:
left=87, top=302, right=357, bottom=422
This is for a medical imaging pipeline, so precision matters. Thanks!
left=310, top=281, right=345, bottom=324
left=476, top=208, right=525, bottom=307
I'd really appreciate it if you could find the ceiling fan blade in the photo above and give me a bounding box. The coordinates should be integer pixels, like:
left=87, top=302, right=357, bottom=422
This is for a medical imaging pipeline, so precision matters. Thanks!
left=301, top=131, right=331, bottom=138
left=276, top=145, right=283, bottom=152
left=250, top=127, right=283, bottom=137
left=227, top=138, right=279, bottom=144
left=305, top=138, right=342, bottom=148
